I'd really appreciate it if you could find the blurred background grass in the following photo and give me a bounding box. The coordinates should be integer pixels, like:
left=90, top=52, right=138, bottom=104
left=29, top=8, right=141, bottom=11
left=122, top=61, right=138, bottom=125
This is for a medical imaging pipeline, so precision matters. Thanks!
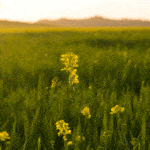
left=1, top=27, right=150, bottom=96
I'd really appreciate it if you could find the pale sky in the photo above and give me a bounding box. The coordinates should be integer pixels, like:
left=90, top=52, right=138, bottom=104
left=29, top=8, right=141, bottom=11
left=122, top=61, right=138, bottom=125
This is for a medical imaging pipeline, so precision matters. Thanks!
left=0, top=0, right=150, bottom=23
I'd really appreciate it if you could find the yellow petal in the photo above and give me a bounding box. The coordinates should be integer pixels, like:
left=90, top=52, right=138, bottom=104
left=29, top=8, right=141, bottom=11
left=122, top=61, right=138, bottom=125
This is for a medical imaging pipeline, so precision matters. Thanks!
left=63, top=136, right=67, bottom=141
left=67, top=141, right=73, bottom=146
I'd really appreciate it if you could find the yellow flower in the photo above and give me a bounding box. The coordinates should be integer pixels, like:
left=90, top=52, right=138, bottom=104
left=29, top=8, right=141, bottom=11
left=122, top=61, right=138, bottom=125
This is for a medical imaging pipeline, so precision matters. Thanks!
left=58, top=130, right=63, bottom=136
left=63, top=135, right=67, bottom=141
left=0, top=131, right=10, bottom=141
left=56, top=120, right=72, bottom=141
left=60, top=52, right=78, bottom=73
left=71, top=55, right=78, bottom=68
left=51, top=77, right=58, bottom=88
left=88, top=114, right=91, bottom=119
left=67, top=141, right=73, bottom=146
left=60, top=52, right=79, bottom=85
left=103, top=132, right=106, bottom=136
left=76, top=135, right=85, bottom=142
left=65, top=129, right=71, bottom=134
left=81, top=107, right=90, bottom=115
left=71, top=69, right=77, bottom=74
left=89, top=85, right=92, bottom=89
left=110, top=105, right=124, bottom=114
left=81, top=107, right=91, bottom=118
left=69, top=73, right=79, bottom=85
left=82, top=137, right=85, bottom=141
left=76, top=135, right=81, bottom=141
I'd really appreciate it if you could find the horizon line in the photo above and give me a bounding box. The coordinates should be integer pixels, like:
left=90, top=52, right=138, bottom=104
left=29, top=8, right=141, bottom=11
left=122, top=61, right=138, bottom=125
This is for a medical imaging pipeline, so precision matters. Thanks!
left=0, top=15, right=150, bottom=23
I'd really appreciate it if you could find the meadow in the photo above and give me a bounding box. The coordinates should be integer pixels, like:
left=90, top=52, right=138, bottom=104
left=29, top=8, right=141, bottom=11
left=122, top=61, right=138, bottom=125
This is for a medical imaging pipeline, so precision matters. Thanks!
left=0, top=27, right=150, bottom=150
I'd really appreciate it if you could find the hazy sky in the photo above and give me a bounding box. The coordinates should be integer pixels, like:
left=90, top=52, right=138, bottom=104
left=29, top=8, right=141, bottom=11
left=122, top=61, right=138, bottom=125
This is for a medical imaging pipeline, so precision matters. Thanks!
left=0, top=0, right=150, bottom=22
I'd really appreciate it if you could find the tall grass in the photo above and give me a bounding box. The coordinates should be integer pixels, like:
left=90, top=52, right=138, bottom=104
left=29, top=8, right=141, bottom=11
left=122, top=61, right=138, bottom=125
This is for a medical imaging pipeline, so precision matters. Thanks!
left=0, top=27, right=150, bottom=149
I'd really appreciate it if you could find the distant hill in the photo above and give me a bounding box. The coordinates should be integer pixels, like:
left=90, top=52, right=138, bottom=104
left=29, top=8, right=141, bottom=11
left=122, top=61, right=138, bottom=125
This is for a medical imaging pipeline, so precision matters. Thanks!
left=0, top=20, right=56, bottom=28
left=1, top=16, right=150, bottom=27
left=36, top=16, right=150, bottom=27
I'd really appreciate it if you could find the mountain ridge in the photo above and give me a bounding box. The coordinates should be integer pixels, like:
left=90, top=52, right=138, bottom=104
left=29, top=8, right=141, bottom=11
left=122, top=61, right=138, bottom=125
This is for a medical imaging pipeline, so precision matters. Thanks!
left=36, top=16, right=150, bottom=27
left=1, top=16, right=150, bottom=27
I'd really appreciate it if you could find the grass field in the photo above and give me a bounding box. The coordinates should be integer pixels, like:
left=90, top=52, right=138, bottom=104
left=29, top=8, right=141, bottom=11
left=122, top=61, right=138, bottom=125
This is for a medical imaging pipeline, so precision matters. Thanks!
left=0, top=27, right=150, bottom=150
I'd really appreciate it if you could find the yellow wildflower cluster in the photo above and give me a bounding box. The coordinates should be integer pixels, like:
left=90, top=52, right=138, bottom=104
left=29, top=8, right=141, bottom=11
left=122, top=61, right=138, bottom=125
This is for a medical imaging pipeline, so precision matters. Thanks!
left=0, top=131, right=10, bottom=141
left=61, top=52, right=78, bottom=71
left=56, top=120, right=71, bottom=141
left=110, top=105, right=125, bottom=114
left=51, top=77, right=58, bottom=88
left=60, top=52, right=79, bottom=85
left=68, top=69, right=79, bottom=85
left=67, top=141, right=73, bottom=146
left=51, top=77, right=62, bottom=89
left=76, top=135, right=85, bottom=142
left=81, top=107, right=91, bottom=118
